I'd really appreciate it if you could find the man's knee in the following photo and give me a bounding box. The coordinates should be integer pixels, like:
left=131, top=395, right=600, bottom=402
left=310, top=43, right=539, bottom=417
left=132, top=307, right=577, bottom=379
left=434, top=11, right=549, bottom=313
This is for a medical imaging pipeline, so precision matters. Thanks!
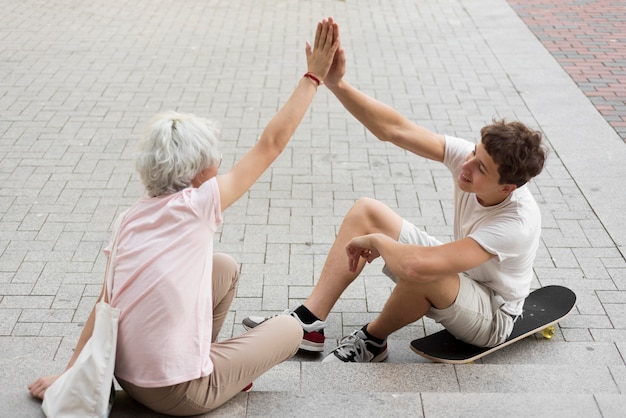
left=394, top=274, right=460, bottom=309
left=346, top=198, right=400, bottom=233
left=347, top=197, right=379, bottom=219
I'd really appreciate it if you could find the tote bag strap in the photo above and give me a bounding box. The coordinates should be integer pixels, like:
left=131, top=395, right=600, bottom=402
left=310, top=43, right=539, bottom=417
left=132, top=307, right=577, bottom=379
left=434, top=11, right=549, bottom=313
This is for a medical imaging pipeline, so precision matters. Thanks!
left=103, top=209, right=129, bottom=304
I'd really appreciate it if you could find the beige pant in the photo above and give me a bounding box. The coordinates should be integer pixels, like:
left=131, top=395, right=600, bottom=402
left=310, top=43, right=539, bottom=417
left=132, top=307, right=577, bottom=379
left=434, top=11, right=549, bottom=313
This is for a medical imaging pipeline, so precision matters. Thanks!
left=116, top=253, right=302, bottom=416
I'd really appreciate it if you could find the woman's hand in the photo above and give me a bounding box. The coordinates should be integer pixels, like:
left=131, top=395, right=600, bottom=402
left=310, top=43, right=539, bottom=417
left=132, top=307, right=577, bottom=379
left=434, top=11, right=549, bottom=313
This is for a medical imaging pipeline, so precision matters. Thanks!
left=28, top=374, right=61, bottom=400
left=305, top=17, right=340, bottom=84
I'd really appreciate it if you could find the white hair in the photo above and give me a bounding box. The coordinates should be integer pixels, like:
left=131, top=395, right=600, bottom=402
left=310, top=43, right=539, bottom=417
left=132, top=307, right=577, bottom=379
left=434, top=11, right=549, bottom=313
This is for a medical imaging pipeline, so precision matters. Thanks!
left=135, top=111, right=221, bottom=197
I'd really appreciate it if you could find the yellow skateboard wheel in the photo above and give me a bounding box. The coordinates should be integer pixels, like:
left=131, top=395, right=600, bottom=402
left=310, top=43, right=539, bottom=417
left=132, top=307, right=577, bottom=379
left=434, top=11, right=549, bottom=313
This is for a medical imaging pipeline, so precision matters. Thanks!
left=541, top=325, right=556, bottom=339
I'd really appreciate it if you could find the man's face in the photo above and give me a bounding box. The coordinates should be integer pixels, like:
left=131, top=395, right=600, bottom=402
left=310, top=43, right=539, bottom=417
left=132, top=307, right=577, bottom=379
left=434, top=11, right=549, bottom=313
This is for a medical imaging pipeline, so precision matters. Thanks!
left=458, top=142, right=511, bottom=205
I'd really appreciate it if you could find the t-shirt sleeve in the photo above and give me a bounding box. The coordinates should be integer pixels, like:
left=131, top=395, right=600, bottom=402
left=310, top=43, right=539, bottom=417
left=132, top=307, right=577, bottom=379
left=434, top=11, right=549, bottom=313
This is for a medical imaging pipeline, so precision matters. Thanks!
left=469, top=216, right=532, bottom=262
left=103, top=210, right=128, bottom=257
left=187, top=177, right=223, bottom=229
left=443, top=135, right=474, bottom=176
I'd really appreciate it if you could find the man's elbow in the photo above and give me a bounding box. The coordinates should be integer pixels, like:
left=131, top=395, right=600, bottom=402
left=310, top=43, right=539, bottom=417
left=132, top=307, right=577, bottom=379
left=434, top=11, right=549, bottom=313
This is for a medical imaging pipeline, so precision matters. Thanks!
left=401, top=256, right=440, bottom=283
left=380, top=125, right=403, bottom=144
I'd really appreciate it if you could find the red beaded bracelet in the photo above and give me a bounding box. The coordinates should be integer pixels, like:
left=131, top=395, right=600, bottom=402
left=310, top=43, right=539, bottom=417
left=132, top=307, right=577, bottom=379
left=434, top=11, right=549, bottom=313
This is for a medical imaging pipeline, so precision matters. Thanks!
left=303, top=72, right=321, bottom=86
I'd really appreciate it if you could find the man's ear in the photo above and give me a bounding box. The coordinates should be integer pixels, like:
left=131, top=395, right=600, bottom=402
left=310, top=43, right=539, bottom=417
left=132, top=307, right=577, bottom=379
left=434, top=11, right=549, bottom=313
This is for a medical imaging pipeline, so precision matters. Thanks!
left=500, top=184, right=517, bottom=194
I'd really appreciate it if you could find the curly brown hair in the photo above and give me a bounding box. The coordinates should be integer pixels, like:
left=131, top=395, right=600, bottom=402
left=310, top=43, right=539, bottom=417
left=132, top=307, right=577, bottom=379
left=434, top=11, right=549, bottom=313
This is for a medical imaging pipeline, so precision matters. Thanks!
left=480, top=119, right=547, bottom=187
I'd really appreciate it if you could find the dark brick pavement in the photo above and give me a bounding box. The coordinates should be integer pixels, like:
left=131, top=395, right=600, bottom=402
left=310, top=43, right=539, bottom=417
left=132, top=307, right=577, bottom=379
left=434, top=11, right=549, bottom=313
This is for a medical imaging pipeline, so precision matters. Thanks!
left=508, top=0, right=626, bottom=142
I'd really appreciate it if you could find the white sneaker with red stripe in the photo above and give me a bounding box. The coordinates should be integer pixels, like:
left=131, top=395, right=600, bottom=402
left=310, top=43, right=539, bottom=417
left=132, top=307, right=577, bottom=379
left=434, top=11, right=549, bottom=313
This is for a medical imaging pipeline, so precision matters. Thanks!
left=242, top=309, right=326, bottom=352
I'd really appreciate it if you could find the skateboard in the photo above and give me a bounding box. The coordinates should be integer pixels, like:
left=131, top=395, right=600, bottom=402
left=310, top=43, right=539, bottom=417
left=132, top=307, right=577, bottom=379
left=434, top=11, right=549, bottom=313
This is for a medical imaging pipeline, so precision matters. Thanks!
left=410, top=285, right=576, bottom=364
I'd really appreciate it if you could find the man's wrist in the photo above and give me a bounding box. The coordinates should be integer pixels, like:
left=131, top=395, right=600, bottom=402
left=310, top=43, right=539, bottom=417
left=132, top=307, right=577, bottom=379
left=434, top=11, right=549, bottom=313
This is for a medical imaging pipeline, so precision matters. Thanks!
left=325, top=78, right=345, bottom=93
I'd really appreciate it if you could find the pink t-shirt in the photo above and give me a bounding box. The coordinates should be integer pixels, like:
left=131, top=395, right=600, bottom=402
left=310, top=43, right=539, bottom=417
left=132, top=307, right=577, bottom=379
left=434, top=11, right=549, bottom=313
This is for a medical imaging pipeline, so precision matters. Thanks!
left=108, top=178, right=222, bottom=387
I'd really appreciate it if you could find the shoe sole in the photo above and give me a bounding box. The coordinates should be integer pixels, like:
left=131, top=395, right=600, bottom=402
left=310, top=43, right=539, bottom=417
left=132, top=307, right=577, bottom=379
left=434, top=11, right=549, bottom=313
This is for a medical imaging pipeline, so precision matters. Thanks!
left=371, top=349, right=389, bottom=362
left=299, top=339, right=325, bottom=352
left=243, top=323, right=325, bottom=352
left=321, top=348, right=389, bottom=363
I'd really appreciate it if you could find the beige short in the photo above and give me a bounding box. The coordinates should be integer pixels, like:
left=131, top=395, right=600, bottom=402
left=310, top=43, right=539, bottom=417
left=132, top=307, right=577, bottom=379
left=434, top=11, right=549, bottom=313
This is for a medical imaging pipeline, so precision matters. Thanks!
left=427, top=274, right=514, bottom=347
left=383, top=220, right=514, bottom=347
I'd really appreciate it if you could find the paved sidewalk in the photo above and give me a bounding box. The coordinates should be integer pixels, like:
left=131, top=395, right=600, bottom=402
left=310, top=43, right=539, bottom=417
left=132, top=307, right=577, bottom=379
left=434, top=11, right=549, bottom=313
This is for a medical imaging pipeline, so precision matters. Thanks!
left=508, top=0, right=626, bottom=142
left=1, top=0, right=625, bottom=417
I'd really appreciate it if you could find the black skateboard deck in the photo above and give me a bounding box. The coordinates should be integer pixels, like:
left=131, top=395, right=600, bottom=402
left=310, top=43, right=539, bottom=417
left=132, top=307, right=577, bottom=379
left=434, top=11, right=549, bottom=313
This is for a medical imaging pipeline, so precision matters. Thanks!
left=410, top=285, right=576, bottom=364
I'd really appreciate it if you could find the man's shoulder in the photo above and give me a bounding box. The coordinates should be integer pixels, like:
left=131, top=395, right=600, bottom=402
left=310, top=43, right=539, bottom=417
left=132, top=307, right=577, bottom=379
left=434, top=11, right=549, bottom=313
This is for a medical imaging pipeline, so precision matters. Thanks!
left=511, top=185, right=541, bottom=215
left=444, top=135, right=473, bottom=150
left=443, top=135, right=473, bottom=168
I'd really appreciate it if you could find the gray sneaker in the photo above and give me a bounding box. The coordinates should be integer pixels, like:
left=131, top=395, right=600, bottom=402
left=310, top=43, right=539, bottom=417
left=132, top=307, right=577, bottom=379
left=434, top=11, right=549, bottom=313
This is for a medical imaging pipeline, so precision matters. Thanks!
left=322, top=328, right=388, bottom=363
left=242, top=309, right=326, bottom=352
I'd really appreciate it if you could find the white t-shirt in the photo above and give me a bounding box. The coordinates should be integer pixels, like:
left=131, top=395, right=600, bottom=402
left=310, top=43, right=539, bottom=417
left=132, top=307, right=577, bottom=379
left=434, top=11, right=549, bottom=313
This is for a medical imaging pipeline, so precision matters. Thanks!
left=107, top=178, right=222, bottom=387
left=444, top=135, right=541, bottom=315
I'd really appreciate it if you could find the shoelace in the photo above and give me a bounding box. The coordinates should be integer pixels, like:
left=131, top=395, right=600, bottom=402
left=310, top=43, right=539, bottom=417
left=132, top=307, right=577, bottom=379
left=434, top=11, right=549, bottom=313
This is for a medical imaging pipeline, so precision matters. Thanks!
left=334, top=332, right=369, bottom=362
left=260, top=309, right=293, bottom=323
left=275, top=309, right=293, bottom=319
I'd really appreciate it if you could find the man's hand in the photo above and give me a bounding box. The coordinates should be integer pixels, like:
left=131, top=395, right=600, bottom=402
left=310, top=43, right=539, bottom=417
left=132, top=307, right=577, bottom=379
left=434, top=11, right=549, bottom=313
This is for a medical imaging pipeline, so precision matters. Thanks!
left=346, top=234, right=381, bottom=272
left=323, top=24, right=346, bottom=88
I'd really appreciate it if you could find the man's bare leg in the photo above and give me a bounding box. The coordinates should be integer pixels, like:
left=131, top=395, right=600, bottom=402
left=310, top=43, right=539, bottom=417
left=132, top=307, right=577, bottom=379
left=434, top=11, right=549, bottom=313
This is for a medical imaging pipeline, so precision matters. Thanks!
left=320, top=273, right=460, bottom=363
left=366, top=274, right=460, bottom=339
left=302, top=197, right=403, bottom=320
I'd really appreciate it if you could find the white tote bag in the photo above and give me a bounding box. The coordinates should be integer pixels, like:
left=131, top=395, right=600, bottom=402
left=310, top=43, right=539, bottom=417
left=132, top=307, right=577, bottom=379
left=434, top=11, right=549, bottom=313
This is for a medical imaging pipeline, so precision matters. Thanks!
left=43, top=214, right=125, bottom=418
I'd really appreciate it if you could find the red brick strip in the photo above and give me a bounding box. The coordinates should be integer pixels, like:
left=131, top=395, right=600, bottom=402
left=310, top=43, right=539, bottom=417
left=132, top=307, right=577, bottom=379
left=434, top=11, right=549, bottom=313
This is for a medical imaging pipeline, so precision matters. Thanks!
left=507, top=0, right=626, bottom=142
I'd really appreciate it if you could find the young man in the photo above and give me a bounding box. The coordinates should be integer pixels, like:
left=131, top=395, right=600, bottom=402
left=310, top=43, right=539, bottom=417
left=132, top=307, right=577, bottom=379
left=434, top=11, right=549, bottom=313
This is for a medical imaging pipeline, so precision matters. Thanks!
left=243, top=24, right=547, bottom=363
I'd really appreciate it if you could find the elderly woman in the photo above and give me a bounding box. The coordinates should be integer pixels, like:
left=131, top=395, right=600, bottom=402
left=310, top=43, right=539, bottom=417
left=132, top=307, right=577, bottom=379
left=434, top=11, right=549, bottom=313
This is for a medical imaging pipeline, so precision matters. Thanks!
left=28, top=17, right=339, bottom=415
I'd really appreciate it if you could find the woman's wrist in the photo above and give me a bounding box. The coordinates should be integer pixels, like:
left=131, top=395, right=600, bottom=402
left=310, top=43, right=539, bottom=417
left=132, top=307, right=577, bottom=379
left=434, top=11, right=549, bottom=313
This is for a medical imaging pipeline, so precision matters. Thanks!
left=303, top=72, right=321, bottom=88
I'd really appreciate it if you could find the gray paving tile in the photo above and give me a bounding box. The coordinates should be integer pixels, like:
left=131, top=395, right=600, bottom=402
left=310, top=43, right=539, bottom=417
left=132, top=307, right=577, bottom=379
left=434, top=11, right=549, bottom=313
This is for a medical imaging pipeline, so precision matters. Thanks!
left=0, top=336, right=60, bottom=362
left=422, top=393, right=601, bottom=418
left=478, top=340, right=624, bottom=365
left=590, top=329, right=626, bottom=342
left=247, top=392, right=423, bottom=418
left=301, top=363, right=458, bottom=393
left=252, top=361, right=301, bottom=392
left=610, top=364, right=626, bottom=393
left=594, top=394, right=626, bottom=418
left=0, top=359, right=58, bottom=418
left=456, top=364, right=619, bottom=394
